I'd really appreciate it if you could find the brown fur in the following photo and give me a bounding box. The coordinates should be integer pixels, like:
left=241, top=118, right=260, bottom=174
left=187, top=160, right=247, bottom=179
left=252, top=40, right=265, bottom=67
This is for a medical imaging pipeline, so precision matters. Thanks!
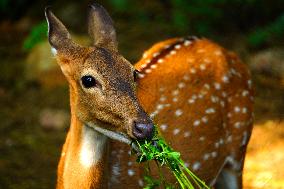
left=45, top=4, right=253, bottom=189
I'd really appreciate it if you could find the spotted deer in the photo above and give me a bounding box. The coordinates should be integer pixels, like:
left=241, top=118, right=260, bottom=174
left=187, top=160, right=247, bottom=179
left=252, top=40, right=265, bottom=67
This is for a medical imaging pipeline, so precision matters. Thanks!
left=45, top=3, right=254, bottom=189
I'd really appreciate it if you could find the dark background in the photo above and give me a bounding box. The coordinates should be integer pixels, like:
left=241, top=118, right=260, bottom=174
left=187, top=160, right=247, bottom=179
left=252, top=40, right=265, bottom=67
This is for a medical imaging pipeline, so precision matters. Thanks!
left=0, top=0, right=283, bottom=188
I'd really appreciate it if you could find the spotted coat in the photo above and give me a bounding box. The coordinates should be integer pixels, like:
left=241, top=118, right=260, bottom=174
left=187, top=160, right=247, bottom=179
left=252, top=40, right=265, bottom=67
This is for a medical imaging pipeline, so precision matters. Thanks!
left=107, top=37, right=254, bottom=188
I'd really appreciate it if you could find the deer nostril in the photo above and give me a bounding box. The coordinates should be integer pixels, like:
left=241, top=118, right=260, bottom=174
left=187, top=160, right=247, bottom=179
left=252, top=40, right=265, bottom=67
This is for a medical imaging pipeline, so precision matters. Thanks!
left=133, top=122, right=154, bottom=140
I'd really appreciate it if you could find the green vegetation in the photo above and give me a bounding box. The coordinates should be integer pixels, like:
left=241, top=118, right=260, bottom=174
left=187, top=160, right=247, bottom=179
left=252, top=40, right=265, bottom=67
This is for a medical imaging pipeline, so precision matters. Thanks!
left=21, top=0, right=284, bottom=51
left=133, top=127, right=209, bottom=189
left=23, top=21, right=47, bottom=50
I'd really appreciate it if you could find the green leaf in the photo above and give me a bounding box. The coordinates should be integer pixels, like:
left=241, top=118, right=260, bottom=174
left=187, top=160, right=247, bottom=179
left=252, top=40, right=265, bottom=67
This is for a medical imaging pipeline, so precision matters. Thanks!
left=23, top=21, right=48, bottom=51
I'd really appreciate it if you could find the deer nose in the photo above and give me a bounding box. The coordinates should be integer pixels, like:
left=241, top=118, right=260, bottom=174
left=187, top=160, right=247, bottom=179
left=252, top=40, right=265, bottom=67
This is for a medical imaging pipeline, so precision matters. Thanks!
left=133, top=122, right=154, bottom=140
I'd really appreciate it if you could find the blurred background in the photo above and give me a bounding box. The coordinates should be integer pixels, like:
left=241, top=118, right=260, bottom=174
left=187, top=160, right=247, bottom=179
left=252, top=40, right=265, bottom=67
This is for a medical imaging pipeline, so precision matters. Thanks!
left=0, top=0, right=283, bottom=188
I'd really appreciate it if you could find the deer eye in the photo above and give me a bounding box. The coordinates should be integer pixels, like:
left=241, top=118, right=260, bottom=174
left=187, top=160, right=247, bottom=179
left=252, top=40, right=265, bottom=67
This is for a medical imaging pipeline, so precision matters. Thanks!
left=133, top=70, right=140, bottom=82
left=81, top=75, right=97, bottom=88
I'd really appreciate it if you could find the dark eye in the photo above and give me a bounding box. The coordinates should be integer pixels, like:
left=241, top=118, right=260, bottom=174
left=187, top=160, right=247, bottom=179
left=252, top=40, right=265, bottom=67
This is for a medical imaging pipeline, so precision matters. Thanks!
left=133, top=70, right=140, bottom=82
left=81, top=75, right=97, bottom=88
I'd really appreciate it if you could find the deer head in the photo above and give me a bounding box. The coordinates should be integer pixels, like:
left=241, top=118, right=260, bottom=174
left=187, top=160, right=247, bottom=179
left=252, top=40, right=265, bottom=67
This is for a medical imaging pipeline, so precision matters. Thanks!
left=44, top=3, right=154, bottom=143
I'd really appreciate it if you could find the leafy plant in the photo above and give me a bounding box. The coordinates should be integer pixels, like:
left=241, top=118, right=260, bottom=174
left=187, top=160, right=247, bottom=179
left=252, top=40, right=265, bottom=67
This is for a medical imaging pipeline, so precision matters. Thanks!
left=248, top=13, right=284, bottom=47
left=23, top=21, right=47, bottom=51
left=132, top=126, right=209, bottom=189
left=0, top=0, right=8, bottom=11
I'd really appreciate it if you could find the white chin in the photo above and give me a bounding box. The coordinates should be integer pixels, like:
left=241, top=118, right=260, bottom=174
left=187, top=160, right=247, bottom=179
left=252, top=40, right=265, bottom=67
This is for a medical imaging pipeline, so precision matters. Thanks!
left=86, top=122, right=139, bottom=152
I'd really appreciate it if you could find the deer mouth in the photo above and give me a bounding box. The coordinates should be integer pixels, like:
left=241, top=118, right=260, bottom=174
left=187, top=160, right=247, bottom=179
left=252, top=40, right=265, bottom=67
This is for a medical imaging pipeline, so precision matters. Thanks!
left=86, top=122, right=140, bottom=152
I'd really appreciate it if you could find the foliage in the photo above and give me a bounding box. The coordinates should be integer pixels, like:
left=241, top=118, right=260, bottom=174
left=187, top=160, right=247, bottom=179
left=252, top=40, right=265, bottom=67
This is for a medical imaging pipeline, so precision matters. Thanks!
left=0, top=0, right=8, bottom=11
left=133, top=127, right=209, bottom=189
left=20, top=0, right=284, bottom=51
left=106, top=0, right=284, bottom=47
left=248, top=13, right=284, bottom=47
left=23, top=21, right=47, bottom=51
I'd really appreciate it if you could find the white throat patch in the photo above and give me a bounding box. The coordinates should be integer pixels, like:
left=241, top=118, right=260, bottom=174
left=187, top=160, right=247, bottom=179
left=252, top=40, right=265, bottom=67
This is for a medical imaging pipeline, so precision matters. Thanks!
left=79, top=125, right=107, bottom=168
left=86, top=122, right=139, bottom=152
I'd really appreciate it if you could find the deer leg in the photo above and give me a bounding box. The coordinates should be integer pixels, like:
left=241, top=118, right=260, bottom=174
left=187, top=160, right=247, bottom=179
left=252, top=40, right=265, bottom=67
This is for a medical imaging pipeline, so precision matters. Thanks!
left=214, top=156, right=244, bottom=189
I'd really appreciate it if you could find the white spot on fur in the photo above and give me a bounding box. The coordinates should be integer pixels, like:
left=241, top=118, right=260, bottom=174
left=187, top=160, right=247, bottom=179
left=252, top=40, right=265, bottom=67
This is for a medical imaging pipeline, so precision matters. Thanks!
left=205, top=108, right=215, bottom=114
left=160, top=124, right=167, bottom=131
left=145, top=59, right=151, bottom=64
left=184, top=131, right=190, bottom=137
left=138, top=179, right=144, bottom=187
left=141, top=64, right=147, bottom=69
left=222, top=75, right=229, bottom=83
left=111, top=162, right=120, bottom=183
left=215, top=142, right=220, bottom=148
left=227, top=112, right=232, bottom=118
left=204, top=83, right=210, bottom=89
left=201, top=116, right=208, bottom=123
left=159, top=87, right=165, bottom=92
left=214, top=50, right=222, bottom=56
left=153, top=52, right=160, bottom=57
left=242, top=90, right=249, bottom=97
left=211, top=95, right=219, bottom=103
left=173, top=129, right=180, bottom=135
left=142, top=52, right=148, bottom=58
left=200, top=64, right=206, bottom=70
left=198, top=94, right=204, bottom=99
left=175, top=44, right=181, bottom=49
left=192, top=162, right=201, bottom=171
left=214, top=83, right=221, bottom=90
left=128, top=169, right=135, bottom=176
left=157, top=59, right=164, bottom=63
left=183, top=75, right=190, bottom=81
left=193, top=120, right=201, bottom=127
left=150, top=64, right=157, bottom=69
left=211, top=151, right=218, bottom=158
left=234, top=122, right=241, bottom=128
left=227, top=135, right=233, bottom=143
left=190, top=68, right=196, bottom=74
left=160, top=96, right=166, bottom=102
left=172, top=90, right=179, bottom=96
left=157, top=104, right=164, bottom=110
left=188, top=99, right=195, bottom=104
left=191, top=94, right=197, bottom=100
left=138, top=73, right=145, bottom=78
left=234, top=106, right=241, bottom=113
left=203, top=153, right=210, bottom=161
left=178, top=82, right=186, bottom=88
left=145, top=69, right=152, bottom=73
left=170, top=50, right=177, bottom=55
left=184, top=40, right=192, bottom=46
left=248, top=80, right=252, bottom=89
left=175, top=109, right=183, bottom=117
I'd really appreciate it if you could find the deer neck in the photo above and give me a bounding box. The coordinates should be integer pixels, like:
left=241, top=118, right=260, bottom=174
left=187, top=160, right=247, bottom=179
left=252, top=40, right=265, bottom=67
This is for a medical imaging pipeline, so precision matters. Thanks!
left=60, top=87, right=109, bottom=189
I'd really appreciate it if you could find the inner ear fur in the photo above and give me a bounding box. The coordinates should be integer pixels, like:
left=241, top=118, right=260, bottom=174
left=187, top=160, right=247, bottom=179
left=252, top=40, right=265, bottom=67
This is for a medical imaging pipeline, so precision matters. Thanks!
left=45, top=7, right=85, bottom=59
left=88, top=3, right=118, bottom=52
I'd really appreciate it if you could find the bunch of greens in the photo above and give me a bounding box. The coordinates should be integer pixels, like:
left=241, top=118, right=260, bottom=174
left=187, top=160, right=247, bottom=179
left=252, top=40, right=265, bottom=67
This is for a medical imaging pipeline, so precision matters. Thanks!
left=132, top=127, right=209, bottom=189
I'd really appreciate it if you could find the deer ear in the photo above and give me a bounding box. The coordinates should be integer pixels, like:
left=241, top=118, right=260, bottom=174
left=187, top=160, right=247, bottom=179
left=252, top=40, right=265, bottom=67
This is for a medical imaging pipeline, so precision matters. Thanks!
left=88, top=3, right=118, bottom=52
left=45, top=7, right=71, bottom=50
left=45, top=7, right=83, bottom=58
